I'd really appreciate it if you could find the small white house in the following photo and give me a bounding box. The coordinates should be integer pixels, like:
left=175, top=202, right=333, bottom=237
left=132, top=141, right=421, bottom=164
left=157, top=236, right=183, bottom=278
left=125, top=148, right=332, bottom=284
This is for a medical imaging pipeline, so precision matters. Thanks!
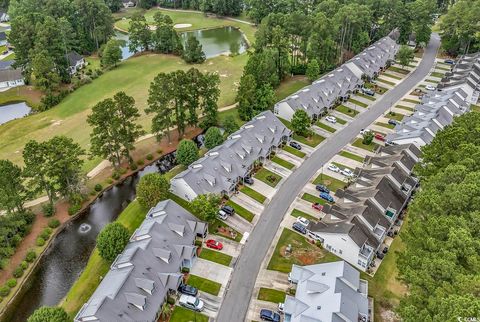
left=66, top=51, right=85, bottom=75
left=0, top=69, right=24, bottom=89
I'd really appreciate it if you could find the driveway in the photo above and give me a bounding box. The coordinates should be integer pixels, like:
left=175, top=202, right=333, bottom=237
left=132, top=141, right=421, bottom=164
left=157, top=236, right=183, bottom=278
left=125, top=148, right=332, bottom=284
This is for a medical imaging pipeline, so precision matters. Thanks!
left=190, top=258, right=233, bottom=297
left=230, top=193, right=264, bottom=215
left=207, top=234, right=242, bottom=258
left=225, top=214, right=254, bottom=235
left=249, top=179, right=276, bottom=199
left=216, top=34, right=441, bottom=322
left=264, top=161, right=292, bottom=178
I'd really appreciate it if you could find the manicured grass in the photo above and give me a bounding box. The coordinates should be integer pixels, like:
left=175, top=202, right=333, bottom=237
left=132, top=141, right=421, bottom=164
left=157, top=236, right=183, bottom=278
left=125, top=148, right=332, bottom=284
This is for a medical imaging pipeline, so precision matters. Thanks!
left=2, top=52, right=15, bottom=61
left=375, top=122, right=395, bottom=129
left=240, top=186, right=267, bottom=204
left=218, top=107, right=245, bottom=128
left=254, top=167, right=282, bottom=187
left=386, top=112, right=404, bottom=122
left=275, top=76, right=310, bottom=101
left=430, top=71, right=444, bottom=78
left=257, top=288, right=286, bottom=303
left=332, top=162, right=353, bottom=172
left=352, top=138, right=378, bottom=152
left=61, top=200, right=146, bottom=318
left=357, top=93, right=376, bottom=101
left=272, top=156, right=295, bottom=170
left=377, top=78, right=396, bottom=86
left=0, top=53, right=249, bottom=168
left=395, top=105, right=414, bottom=112
left=381, top=72, right=402, bottom=80
left=436, top=65, right=450, bottom=71
left=115, top=8, right=257, bottom=44
left=403, top=98, right=421, bottom=104
left=278, top=117, right=292, bottom=130
left=283, top=145, right=306, bottom=158
left=348, top=98, right=368, bottom=108
left=336, top=105, right=359, bottom=118
left=267, top=228, right=340, bottom=273
left=335, top=117, right=347, bottom=125
left=293, top=133, right=325, bottom=147
left=187, top=274, right=221, bottom=296
left=425, top=79, right=440, bottom=84
left=301, top=192, right=326, bottom=205
left=225, top=200, right=254, bottom=222
left=316, top=121, right=336, bottom=133
left=312, top=174, right=346, bottom=192
left=199, top=248, right=233, bottom=266
left=388, top=66, right=410, bottom=75
left=290, top=209, right=318, bottom=222
left=339, top=150, right=364, bottom=163
left=472, top=105, right=480, bottom=113
left=170, top=306, right=209, bottom=322
left=0, top=86, right=43, bottom=109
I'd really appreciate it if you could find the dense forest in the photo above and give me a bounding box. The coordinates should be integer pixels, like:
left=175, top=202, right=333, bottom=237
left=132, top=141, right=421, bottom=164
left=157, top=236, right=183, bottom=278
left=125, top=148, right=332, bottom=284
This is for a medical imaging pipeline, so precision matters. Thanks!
left=398, top=112, right=480, bottom=321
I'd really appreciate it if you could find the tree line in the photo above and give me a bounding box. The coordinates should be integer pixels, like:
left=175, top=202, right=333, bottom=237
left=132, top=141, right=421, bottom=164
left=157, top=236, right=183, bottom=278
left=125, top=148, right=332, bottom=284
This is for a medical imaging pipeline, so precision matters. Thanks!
left=397, top=112, right=480, bottom=320
left=142, top=0, right=242, bottom=16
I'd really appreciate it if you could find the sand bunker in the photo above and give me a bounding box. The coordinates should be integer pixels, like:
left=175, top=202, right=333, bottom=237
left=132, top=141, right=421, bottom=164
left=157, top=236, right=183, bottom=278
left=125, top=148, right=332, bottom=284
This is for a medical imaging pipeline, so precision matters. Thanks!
left=174, top=23, right=192, bottom=29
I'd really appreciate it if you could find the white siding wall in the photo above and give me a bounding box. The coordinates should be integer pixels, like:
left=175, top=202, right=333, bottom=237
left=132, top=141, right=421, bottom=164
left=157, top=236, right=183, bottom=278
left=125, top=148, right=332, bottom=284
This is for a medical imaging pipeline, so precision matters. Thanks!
left=392, top=137, right=426, bottom=147
left=0, top=79, right=24, bottom=89
left=274, top=101, right=296, bottom=121
left=170, top=178, right=198, bottom=202
left=316, top=232, right=367, bottom=272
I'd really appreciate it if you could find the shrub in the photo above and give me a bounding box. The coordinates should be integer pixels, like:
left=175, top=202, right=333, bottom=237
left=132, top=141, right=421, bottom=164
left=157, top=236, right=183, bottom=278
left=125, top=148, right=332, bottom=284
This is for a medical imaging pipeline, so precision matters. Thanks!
left=112, top=171, right=121, bottom=180
left=146, top=154, right=153, bottom=161
left=129, top=163, right=138, bottom=171
left=36, top=237, right=45, bottom=247
left=68, top=203, right=82, bottom=216
left=0, top=286, right=9, bottom=297
left=27, top=306, right=69, bottom=322
left=6, top=279, right=16, bottom=288
left=156, top=149, right=163, bottom=154
left=25, top=250, right=36, bottom=263
left=176, top=139, right=199, bottom=167
left=266, top=175, right=278, bottom=183
left=181, top=267, right=190, bottom=274
left=194, top=240, right=202, bottom=247
left=39, top=230, right=50, bottom=240
left=13, top=266, right=24, bottom=278
left=136, top=173, right=170, bottom=209
left=136, top=160, right=144, bottom=166
left=20, top=261, right=28, bottom=270
left=48, top=219, right=60, bottom=229
left=42, top=203, right=55, bottom=217
left=96, top=222, right=130, bottom=262
left=167, top=296, right=176, bottom=305
left=106, top=178, right=114, bottom=184
left=362, top=131, right=374, bottom=145
left=119, top=168, right=127, bottom=175
left=94, top=184, right=103, bottom=192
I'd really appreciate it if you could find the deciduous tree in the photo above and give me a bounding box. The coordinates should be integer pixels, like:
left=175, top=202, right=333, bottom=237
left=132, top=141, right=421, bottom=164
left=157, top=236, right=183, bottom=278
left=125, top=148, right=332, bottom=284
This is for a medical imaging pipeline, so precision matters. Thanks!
left=0, top=160, right=28, bottom=214
left=397, top=45, right=415, bottom=69
left=182, top=35, right=206, bottom=64
left=204, top=127, right=224, bottom=149
left=101, top=39, right=122, bottom=68
left=291, top=110, right=311, bottom=137
left=222, top=115, right=240, bottom=135
left=306, top=58, right=320, bottom=82
left=136, top=173, right=170, bottom=209
left=27, top=306, right=69, bottom=322
left=96, top=222, right=130, bottom=262
left=191, top=194, right=221, bottom=222
left=176, top=139, right=199, bottom=167
left=129, top=13, right=152, bottom=52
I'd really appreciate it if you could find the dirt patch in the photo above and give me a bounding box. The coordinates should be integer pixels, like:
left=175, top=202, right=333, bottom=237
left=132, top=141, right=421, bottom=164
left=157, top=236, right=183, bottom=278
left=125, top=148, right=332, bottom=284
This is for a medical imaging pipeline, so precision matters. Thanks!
left=279, top=242, right=325, bottom=266
left=380, top=308, right=401, bottom=322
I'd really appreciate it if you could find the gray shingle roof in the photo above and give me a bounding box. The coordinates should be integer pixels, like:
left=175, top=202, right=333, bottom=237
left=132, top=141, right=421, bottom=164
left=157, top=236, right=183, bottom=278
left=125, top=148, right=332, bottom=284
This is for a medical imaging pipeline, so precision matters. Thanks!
left=0, top=69, right=22, bottom=82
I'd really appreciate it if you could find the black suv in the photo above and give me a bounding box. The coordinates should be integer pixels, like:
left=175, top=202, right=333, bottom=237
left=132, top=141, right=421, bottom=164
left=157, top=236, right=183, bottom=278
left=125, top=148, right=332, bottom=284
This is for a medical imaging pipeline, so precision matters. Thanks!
left=289, top=141, right=302, bottom=150
left=221, top=205, right=235, bottom=216
left=244, top=177, right=254, bottom=185
left=178, top=284, right=198, bottom=296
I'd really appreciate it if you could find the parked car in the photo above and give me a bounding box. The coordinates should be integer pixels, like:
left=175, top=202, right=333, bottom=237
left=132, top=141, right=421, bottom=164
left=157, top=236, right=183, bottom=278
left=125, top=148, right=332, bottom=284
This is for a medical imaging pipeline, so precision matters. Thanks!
left=382, top=246, right=389, bottom=254
left=244, top=177, right=254, bottom=185
left=260, top=309, right=281, bottom=322
left=319, top=192, right=334, bottom=203
left=315, top=184, right=329, bottom=193
left=312, top=202, right=323, bottom=211
left=292, top=222, right=307, bottom=234
left=374, top=133, right=385, bottom=141
left=178, top=284, right=198, bottom=296
left=327, top=163, right=340, bottom=172
left=388, top=119, right=399, bottom=126
left=179, top=295, right=204, bottom=311
left=425, top=84, right=436, bottom=91
left=278, top=303, right=285, bottom=314
left=2, top=50, right=8, bottom=55
left=289, top=141, right=302, bottom=150
left=325, top=115, right=337, bottom=123
left=444, top=59, right=455, bottom=65
left=376, top=251, right=384, bottom=260
left=205, top=239, right=223, bottom=250
left=361, top=88, right=375, bottom=96
left=360, top=128, right=371, bottom=135
left=385, top=140, right=398, bottom=146
left=217, top=210, right=228, bottom=220
left=340, top=168, right=354, bottom=177
left=221, top=205, right=235, bottom=216
left=296, top=216, right=310, bottom=227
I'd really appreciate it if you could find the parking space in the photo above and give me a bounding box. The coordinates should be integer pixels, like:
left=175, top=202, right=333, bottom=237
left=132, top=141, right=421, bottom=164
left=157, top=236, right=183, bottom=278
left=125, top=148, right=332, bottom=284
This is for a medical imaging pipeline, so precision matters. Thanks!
left=275, top=150, right=303, bottom=166
left=191, top=258, right=233, bottom=298
left=206, top=234, right=243, bottom=258
left=248, top=179, right=277, bottom=200
left=224, top=213, right=254, bottom=234
left=230, top=193, right=264, bottom=215
left=264, top=161, right=292, bottom=179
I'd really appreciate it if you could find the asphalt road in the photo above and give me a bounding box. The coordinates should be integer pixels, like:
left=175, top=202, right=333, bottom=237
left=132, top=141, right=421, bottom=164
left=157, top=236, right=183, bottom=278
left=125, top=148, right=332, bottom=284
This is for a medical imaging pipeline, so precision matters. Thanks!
left=216, top=34, right=440, bottom=322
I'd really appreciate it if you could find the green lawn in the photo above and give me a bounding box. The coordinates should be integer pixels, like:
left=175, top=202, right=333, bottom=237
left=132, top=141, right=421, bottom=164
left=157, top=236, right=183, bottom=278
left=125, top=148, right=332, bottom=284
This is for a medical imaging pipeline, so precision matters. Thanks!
left=254, top=167, right=282, bottom=187
left=425, top=79, right=440, bottom=84
left=339, top=150, right=364, bottom=163
left=352, top=138, right=378, bottom=152
left=240, top=186, right=267, bottom=204
left=283, top=145, right=306, bottom=158
left=267, top=228, right=340, bottom=273
left=430, top=71, right=444, bottom=78
left=381, top=72, right=402, bottom=80
left=225, top=200, right=254, bottom=222
left=290, top=209, right=318, bottom=222
left=115, top=8, right=257, bottom=45
left=0, top=53, right=249, bottom=168
left=301, top=192, right=326, bottom=205
left=257, top=288, right=286, bottom=303
left=312, top=174, right=346, bottom=192
left=357, top=93, right=376, bottom=101
left=199, top=248, right=233, bottom=266
left=348, top=98, right=368, bottom=108
left=187, top=274, right=221, bottom=296
left=472, top=105, right=480, bottom=113
left=436, top=65, right=450, bottom=71
left=293, top=133, right=325, bottom=147
left=386, top=112, right=405, bottom=122
left=316, top=121, right=336, bottom=133
left=388, top=66, right=410, bottom=75
left=278, top=117, right=292, bottom=130
left=395, top=105, right=414, bottom=112
left=336, top=105, right=359, bottom=118
left=403, top=99, right=421, bottom=104
left=275, top=76, right=310, bottom=101
left=170, top=306, right=209, bottom=322
left=375, top=122, right=395, bottom=129
left=377, top=78, right=396, bottom=86
left=272, top=156, right=295, bottom=170
left=2, top=52, right=15, bottom=61
left=335, top=117, right=347, bottom=125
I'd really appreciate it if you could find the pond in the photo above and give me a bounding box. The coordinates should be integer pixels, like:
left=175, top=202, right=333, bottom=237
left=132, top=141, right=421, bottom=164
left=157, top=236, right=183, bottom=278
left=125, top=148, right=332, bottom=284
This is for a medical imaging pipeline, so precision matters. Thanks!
left=0, top=102, right=31, bottom=125
left=115, top=26, right=247, bottom=60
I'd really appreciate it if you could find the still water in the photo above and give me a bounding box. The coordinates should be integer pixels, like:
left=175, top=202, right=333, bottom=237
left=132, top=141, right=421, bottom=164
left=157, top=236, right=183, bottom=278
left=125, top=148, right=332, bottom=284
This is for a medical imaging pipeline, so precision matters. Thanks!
left=0, top=102, right=31, bottom=125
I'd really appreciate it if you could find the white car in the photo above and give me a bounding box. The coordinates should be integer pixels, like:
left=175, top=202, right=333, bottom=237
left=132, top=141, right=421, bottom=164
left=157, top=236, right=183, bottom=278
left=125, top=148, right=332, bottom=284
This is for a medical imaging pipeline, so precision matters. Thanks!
left=296, top=216, right=310, bottom=227
left=327, top=163, right=340, bottom=172
left=341, top=168, right=354, bottom=177
left=179, top=295, right=204, bottom=311
left=278, top=303, right=285, bottom=314
left=325, top=116, right=337, bottom=123
left=217, top=210, right=228, bottom=220
left=425, top=84, right=436, bottom=91
left=360, top=128, right=371, bottom=135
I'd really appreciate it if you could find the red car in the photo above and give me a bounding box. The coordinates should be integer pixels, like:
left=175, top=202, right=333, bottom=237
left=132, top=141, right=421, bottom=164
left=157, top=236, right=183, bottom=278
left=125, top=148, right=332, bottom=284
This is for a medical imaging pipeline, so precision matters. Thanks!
left=205, top=239, right=223, bottom=250
left=375, top=133, right=385, bottom=141
left=312, top=203, right=323, bottom=211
